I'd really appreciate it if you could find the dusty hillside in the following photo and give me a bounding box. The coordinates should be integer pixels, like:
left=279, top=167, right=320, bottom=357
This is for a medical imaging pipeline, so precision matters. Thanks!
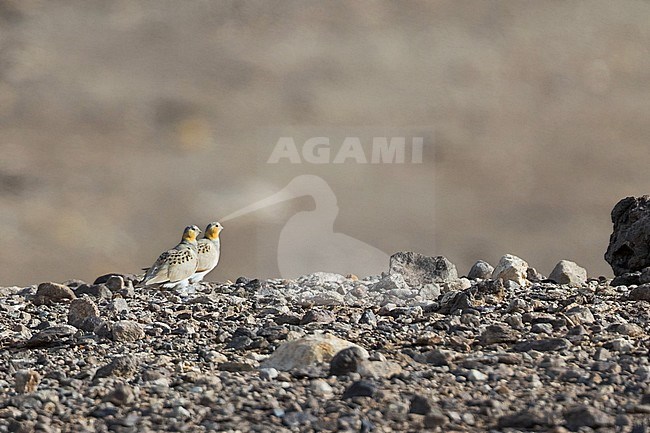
left=1, top=1, right=650, bottom=285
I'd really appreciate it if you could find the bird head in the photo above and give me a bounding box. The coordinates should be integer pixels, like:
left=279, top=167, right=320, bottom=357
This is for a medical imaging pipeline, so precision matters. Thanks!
left=182, top=225, right=201, bottom=242
left=204, top=222, right=223, bottom=240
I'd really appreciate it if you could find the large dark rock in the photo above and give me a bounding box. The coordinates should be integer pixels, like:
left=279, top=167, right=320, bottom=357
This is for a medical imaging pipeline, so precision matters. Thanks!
left=605, top=196, right=650, bottom=276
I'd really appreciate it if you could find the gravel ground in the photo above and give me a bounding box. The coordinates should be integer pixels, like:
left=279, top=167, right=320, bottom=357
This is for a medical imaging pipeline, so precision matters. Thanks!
left=1, top=253, right=649, bottom=432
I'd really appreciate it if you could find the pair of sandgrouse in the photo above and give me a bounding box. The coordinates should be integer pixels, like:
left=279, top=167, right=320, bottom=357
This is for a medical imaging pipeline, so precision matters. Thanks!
left=140, top=222, right=223, bottom=289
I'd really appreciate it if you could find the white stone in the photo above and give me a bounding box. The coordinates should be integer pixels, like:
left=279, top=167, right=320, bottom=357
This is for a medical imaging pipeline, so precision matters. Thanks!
left=492, top=254, right=529, bottom=286
left=261, top=333, right=368, bottom=371
left=549, top=260, right=587, bottom=287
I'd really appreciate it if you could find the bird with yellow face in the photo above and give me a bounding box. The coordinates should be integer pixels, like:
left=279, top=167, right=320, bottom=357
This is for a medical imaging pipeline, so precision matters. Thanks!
left=140, top=225, right=201, bottom=289
left=190, top=222, right=223, bottom=283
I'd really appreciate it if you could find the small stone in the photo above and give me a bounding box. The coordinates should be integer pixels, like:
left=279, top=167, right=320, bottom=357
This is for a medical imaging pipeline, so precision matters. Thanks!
left=105, top=276, right=124, bottom=291
left=423, top=408, right=447, bottom=428
left=104, top=382, right=135, bottom=406
left=330, top=347, right=368, bottom=376
left=225, top=335, right=253, bottom=350
left=549, top=260, right=588, bottom=287
left=514, top=338, right=570, bottom=352
left=300, top=291, right=345, bottom=306
left=301, top=309, right=335, bottom=325
left=531, top=323, right=553, bottom=334
left=498, top=409, right=552, bottom=429
left=594, top=348, right=610, bottom=361
left=418, top=283, right=441, bottom=300
left=75, top=283, right=113, bottom=300
left=25, top=325, right=78, bottom=348
left=15, top=370, right=40, bottom=393
left=111, top=320, right=145, bottom=342
left=262, top=334, right=368, bottom=371
left=612, top=323, right=643, bottom=337
left=33, top=282, right=76, bottom=305
left=218, top=361, right=255, bottom=372
left=358, top=310, right=377, bottom=326
left=563, top=405, right=615, bottom=430
left=357, top=359, right=402, bottom=379
left=409, top=395, right=433, bottom=415
left=94, top=355, right=138, bottom=379
left=419, top=349, right=452, bottom=366
left=639, top=266, right=650, bottom=283
left=629, top=284, right=650, bottom=301
left=467, top=260, right=494, bottom=280
left=492, top=254, right=529, bottom=285
left=372, top=273, right=409, bottom=292
left=436, top=291, right=473, bottom=314
left=172, top=406, right=191, bottom=420
left=611, top=272, right=641, bottom=286
left=342, top=380, right=377, bottom=399
left=67, top=297, right=101, bottom=331
left=479, top=324, right=519, bottom=345
left=259, top=368, right=279, bottom=381
left=109, top=298, right=130, bottom=314
left=389, top=252, right=458, bottom=286
left=467, top=369, right=488, bottom=382
left=606, top=338, right=634, bottom=353
left=565, top=306, right=595, bottom=325
left=310, top=379, right=333, bottom=397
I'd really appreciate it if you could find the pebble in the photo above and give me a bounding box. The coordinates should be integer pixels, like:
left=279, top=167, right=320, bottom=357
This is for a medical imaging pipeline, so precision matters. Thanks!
left=111, top=320, right=145, bottom=342
left=492, top=254, right=529, bottom=286
left=467, top=260, right=494, bottom=280
left=389, top=252, right=458, bottom=286
left=15, top=370, right=40, bottom=393
left=67, top=297, right=101, bottom=331
left=32, top=282, right=76, bottom=305
left=1, top=247, right=649, bottom=432
left=549, top=260, right=588, bottom=287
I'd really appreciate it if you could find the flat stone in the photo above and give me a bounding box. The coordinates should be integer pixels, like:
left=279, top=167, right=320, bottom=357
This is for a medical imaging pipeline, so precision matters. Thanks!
left=513, top=338, right=570, bottom=352
left=563, top=405, right=615, bottom=430
left=111, top=321, right=145, bottom=342
left=389, top=252, right=458, bottom=286
left=479, top=324, right=519, bottom=345
left=33, top=282, right=76, bottom=305
left=342, top=380, right=377, bottom=399
left=94, top=355, right=138, bottom=380
left=356, top=359, right=402, bottom=379
left=300, top=309, right=335, bottom=325
left=25, top=325, right=77, bottom=348
left=498, top=409, right=553, bottom=429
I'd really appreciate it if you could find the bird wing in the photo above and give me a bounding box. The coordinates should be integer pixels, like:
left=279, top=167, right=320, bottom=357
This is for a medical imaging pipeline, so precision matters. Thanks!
left=141, top=251, right=172, bottom=285
left=166, top=249, right=198, bottom=282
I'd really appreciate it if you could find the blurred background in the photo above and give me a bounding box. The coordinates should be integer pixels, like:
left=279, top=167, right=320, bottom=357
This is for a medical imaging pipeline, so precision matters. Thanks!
left=1, top=0, right=649, bottom=286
